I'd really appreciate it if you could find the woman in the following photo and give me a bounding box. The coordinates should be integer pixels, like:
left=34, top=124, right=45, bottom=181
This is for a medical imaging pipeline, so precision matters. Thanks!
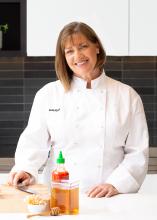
left=8, top=22, right=149, bottom=198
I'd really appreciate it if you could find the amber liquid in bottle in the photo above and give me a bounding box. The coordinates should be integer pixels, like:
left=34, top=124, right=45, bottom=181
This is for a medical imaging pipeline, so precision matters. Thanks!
left=51, top=185, right=79, bottom=215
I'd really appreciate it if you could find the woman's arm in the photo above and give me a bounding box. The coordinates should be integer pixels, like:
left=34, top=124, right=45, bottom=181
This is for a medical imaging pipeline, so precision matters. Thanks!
left=9, top=88, right=51, bottom=184
left=105, top=92, right=149, bottom=193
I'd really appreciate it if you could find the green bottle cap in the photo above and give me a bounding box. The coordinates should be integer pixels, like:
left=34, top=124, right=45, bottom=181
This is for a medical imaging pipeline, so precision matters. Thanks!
left=56, top=151, right=65, bottom=164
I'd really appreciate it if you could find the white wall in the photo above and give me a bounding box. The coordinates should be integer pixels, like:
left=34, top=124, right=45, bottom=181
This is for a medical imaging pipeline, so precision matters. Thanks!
left=129, top=0, right=157, bottom=55
left=27, top=0, right=128, bottom=56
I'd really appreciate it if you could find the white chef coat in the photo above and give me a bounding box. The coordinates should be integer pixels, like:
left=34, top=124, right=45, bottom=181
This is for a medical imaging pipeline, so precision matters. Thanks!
left=11, top=72, right=149, bottom=193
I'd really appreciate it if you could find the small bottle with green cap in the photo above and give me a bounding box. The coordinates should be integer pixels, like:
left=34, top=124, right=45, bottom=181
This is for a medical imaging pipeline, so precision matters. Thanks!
left=52, top=151, right=69, bottom=182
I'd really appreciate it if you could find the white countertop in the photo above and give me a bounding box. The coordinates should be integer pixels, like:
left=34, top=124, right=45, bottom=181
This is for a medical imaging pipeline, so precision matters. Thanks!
left=0, top=174, right=157, bottom=220
left=0, top=193, right=157, bottom=220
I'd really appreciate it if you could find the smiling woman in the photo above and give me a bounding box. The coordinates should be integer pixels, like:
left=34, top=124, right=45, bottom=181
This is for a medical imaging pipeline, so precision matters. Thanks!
left=64, top=33, right=100, bottom=86
left=7, top=21, right=149, bottom=198
left=55, top=22, right=106, bottom=91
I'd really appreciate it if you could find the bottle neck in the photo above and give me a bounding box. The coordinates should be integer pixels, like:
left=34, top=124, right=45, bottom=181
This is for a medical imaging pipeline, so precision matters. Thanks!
left=56, top=163, right=66, bottom=171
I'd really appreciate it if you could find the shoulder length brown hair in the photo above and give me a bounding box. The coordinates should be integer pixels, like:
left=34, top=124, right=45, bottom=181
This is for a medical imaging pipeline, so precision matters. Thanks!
left=55, top=22, right=106, bottom=91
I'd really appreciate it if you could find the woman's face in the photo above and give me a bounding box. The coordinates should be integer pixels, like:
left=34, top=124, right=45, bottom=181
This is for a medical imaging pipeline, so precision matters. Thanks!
left=64, top=33, right=100, bottom=81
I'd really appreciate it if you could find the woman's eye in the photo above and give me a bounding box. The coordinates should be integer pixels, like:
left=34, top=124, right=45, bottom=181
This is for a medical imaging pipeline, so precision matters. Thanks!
left=80, top=44, right=88, bottom=49
left=65, top=50, right=73, bottom=55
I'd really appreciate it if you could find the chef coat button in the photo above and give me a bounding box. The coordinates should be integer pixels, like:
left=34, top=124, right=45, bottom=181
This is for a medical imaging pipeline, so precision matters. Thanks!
left=100, top=125, right=104, bottom=129
left=97, top=165, right=102, bottom=169
left=75, top=124, right=79, bottom=128
left=76, top=106, right=79, bottom=110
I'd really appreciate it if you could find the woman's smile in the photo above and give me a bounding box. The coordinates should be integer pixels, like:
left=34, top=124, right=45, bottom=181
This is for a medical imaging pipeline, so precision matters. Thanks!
left=64, top=33, right=100, bottom=81
left=75, top=59, right=88, bottom=67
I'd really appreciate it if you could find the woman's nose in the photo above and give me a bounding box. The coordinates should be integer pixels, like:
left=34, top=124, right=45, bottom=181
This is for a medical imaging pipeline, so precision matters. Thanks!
left=74, top=49, right=82, bottom=59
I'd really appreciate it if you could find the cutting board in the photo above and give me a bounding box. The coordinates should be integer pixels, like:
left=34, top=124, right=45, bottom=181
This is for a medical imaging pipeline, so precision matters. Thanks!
left=0, top=184, right=50, bottom=213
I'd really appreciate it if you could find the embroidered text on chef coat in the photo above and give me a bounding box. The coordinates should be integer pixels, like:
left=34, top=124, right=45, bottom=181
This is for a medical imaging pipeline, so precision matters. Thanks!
left=49, top=108, right=60, bottom=112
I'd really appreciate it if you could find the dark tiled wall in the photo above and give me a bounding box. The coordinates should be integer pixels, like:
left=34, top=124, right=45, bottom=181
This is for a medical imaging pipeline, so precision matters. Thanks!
left=0, top=56, right=156, bottom=157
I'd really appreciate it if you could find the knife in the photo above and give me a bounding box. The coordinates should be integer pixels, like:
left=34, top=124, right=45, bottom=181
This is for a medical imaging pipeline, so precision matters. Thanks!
left=16, top=185, right=38, bottom=194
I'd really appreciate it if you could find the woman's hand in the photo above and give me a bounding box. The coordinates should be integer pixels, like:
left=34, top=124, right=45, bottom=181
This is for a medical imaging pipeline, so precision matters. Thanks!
left=7, top=171, right=32, bottom=186
left=87, top=183, right=119, bottom=198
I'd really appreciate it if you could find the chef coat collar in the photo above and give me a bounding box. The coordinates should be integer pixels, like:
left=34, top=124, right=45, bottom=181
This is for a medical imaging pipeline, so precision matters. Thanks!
left=71, top=71, right=106, bottom=90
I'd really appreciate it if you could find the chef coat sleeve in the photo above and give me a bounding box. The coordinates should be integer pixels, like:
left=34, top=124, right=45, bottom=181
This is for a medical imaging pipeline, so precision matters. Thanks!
left=106, top=92, right=149, bottom=193
left=11, top=88, right=51, bottom=182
